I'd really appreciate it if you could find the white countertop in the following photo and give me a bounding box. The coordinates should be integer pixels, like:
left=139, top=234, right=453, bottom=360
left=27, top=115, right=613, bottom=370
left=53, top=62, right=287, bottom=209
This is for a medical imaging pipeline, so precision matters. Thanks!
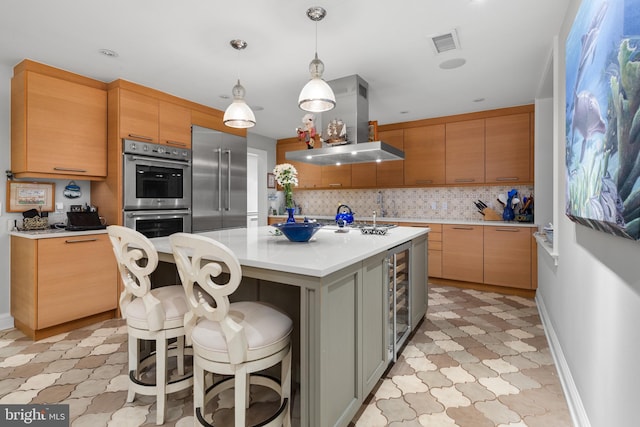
left=270, top=215, right=538, bottom=228
left=151, top=225, right=429, bottom=277
left=10, top=229, right=108, bottom=239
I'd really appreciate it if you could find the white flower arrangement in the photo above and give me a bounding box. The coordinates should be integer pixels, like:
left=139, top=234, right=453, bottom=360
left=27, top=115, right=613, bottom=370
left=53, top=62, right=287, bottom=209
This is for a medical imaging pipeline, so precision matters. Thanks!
left=273, top=163, right=298, bottom=208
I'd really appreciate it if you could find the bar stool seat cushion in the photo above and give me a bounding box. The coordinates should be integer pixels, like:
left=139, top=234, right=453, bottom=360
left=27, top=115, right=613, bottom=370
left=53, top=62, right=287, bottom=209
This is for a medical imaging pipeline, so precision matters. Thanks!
left=191, top=301, right=292, bottom=361
left=124, top=285, right=190, bottom=330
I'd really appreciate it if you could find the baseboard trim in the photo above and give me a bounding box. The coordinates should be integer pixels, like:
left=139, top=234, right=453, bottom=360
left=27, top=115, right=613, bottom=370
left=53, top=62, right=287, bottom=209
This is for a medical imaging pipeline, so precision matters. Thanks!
left=0, top=313, right=15, bottom=332
left=536, top=293, right=590, bottom=427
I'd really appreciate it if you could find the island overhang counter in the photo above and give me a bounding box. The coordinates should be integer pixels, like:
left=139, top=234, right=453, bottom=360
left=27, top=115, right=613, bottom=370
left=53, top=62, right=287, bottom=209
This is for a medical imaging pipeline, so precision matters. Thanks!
left=150, top=225, right=430, bottom=427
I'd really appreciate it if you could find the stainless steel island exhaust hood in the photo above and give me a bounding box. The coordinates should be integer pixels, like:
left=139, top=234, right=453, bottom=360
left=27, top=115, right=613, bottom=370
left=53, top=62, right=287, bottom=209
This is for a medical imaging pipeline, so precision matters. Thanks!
left=286, top=74, right=405, bottom=165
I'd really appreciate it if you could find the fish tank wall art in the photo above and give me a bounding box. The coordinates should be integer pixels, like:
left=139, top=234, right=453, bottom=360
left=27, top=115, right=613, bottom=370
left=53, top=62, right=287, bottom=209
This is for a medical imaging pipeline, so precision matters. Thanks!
left=565, top=0, right=640, bottom=240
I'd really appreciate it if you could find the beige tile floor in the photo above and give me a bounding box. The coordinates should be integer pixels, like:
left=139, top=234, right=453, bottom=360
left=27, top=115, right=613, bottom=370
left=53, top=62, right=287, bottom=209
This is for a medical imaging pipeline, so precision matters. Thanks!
left=0, top=284, right=572, bottom=426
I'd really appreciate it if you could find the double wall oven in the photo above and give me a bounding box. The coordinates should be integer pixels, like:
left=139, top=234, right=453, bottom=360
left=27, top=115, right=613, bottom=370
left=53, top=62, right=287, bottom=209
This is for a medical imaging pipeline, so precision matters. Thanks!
left=122, top=139, right=192, bottom=238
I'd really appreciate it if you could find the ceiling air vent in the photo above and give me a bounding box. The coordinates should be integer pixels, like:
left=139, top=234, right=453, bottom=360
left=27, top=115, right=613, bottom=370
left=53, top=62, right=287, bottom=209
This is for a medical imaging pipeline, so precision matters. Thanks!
left=430, top=29, right=461, bottom=54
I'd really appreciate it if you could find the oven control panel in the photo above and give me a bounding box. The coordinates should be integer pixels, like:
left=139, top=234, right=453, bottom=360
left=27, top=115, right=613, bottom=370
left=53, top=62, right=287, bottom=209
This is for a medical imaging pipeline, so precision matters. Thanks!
left=123, top=139, right=191, bottom=162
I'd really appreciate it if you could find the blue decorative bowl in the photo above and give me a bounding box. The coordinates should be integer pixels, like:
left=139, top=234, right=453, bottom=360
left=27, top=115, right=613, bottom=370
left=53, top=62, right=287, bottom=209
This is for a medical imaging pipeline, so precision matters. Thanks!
left=272, top=222, right=323, bottom=242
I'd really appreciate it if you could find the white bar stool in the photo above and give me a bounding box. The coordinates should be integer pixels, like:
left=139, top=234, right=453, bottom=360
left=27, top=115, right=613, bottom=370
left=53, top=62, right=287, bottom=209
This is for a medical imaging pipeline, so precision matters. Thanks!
left=107, top=225, right=193, bottom=425
left=170, top=232, right=292, bottom=427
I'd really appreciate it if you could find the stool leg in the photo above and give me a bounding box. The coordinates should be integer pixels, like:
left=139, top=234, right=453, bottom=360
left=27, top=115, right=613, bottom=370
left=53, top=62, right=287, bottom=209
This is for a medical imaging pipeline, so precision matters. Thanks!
left=156, top=335, right=168, bottom=425
left=127, top=334, right=138, bottom=403
left=177, top=335, right=185, bottom=376
left=194, top=361, right=205, bottom=425
left=234, top=366, right=248, bottom=427
left=282, top=346, right=292, bottom=427
left=245, top=372, right=250, bottom=409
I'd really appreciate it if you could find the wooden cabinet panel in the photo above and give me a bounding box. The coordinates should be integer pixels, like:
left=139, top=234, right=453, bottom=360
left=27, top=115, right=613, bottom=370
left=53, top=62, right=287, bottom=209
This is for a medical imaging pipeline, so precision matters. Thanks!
left=159, top=101, right=192, bottom=148
left=12, top=70, right=107, bottom=179
left=483, top=226, right=532, bottom=289
left=442, top=224, right=483, bottom=282
left=351, top=163, right=377, bottom=188
left=37, top=235, right=118, bottom=329
left=485, top=113, right=531, bottom=183
left=404, top=125, right=445, bottom=185
left=377, top=129, right=404, bottom=187
left=276, top=138, right=322, bottom=189
left=119, top=89, right=159, bottom=142
left=424, top=223, right=443, bottom=278
left=445, top=119, right=485, bottom=184
left=322, top=164, right=352, bottom=188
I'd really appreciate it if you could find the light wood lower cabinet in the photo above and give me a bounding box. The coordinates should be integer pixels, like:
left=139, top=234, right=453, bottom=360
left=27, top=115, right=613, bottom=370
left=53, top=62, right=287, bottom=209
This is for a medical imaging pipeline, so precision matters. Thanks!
left=11, top=234, right=118, bottom=340
left=442, top=225, right=484, bottom=283
left=483, top=226, right=532, bottom=289
left=425, top=224, right=442, bottom=278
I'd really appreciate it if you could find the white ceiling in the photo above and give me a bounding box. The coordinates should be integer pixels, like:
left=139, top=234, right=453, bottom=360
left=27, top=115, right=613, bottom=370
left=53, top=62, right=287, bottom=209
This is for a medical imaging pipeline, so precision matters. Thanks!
left=1, top=0, right=569, bottom=140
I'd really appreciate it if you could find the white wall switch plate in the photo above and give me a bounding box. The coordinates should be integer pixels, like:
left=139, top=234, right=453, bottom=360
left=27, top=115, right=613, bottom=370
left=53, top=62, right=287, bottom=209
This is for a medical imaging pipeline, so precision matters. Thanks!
left=442, top=202, right=448, bottom=210
left=55, top=202, right=64, bottom=211
left=431, top=202, right=437, bottom=210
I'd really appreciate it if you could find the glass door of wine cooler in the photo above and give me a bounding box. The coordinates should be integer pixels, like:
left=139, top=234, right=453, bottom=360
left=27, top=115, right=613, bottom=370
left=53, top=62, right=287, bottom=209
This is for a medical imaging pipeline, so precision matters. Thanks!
left=388, top=241, right=411, bottom=362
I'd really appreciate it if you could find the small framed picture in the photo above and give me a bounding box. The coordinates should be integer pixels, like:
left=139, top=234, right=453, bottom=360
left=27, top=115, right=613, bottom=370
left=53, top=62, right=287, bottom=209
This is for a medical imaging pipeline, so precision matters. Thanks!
left=6, top=181, right=55, bottom=212
left=267, top=173, right=276, bottom=189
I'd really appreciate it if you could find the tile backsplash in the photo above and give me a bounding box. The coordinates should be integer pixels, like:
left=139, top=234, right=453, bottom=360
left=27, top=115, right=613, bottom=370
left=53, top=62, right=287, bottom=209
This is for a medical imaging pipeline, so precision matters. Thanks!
left=275, top=186, right=535, bottom=221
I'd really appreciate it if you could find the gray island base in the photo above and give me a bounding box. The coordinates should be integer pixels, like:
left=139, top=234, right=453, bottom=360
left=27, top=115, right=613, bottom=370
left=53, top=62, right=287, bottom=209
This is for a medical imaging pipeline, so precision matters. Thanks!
left=151, top=225, right=429, bottom=427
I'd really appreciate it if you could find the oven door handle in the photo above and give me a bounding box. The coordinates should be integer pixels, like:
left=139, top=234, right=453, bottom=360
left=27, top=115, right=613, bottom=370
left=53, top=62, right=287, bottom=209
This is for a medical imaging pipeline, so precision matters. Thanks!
left=127, top=155, right=191, bottom=167
left=126, top=210, right=191, bottom=218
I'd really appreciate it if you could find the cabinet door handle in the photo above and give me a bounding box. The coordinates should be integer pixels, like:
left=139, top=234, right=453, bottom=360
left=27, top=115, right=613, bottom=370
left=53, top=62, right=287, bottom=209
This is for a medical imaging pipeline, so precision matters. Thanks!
left=416, top=179, right=433, bottom=184
left=165, top=140, right=187, bottom=147
left=496, top=177, right=519, bottom=181
left=495, top=228, right=520, bottom=232
left=127, top=133, right=154, bottom=141
left=452, top=226, right=474, bottom=230
left=53, top=167, right=87, bottom=173
left=65, top=238, right=98, bottom=244
left=328, top=183, right=342, bottom=187
left=454, top=178, right=475, bottom=183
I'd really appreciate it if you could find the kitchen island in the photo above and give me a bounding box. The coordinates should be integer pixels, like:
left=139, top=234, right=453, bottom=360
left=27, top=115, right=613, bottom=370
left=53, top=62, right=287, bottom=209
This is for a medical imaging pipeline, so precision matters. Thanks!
left=150, top=225, right=429, bottom=427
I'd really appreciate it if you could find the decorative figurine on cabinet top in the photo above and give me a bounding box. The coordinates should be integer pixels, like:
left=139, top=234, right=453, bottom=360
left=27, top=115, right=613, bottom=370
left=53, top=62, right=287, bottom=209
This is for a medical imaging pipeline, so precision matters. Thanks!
left=296, top=113, right=320, bottom=149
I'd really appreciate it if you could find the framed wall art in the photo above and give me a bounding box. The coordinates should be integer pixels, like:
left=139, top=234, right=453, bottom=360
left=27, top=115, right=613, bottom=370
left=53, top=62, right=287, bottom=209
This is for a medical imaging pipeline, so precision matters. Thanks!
left=6, top=181, right=55, bottom=212
left=267, top=173, right=276, bottom=189
left=565, top=0, right=640, bottom=240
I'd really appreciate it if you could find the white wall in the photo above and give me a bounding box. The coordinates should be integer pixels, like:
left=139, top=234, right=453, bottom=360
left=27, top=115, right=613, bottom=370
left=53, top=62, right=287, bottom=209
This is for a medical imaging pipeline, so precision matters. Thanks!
left=538, top=1, right=640, bottom=426
left=0, top=64, right=14, bottom=329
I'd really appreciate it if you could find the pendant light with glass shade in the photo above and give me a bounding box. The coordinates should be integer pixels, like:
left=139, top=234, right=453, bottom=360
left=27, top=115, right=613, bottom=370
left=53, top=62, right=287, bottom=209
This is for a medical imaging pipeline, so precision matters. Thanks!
left=223, top=39, right=256, bottom=128
left=298, top=7, right=335, bottom=113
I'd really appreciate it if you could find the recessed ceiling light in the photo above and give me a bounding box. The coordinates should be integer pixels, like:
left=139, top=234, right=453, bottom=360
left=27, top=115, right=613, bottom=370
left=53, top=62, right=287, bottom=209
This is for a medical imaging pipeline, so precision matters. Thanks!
left=439, top=58, right=466, bottom=69
left=250, top=105, right=264, bottom=111
left=473, top=97, right=486, bottom=102
left=219, top=94, right=230, bottom=100
left=400, top=111, right=409, bottom=114
left=98, top=49, right=118, bottom=57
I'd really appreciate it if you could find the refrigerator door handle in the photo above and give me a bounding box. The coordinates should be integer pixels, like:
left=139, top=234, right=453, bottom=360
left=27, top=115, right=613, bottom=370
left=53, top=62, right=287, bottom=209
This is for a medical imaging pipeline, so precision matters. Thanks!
left=225, top=149, right=232, bottom=211
left=216, top=148, right=223, bottom=212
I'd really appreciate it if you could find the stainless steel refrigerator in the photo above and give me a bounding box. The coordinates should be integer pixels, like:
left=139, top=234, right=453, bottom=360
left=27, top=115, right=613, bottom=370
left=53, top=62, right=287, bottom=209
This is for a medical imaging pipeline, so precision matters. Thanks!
left=191, top=125, right=247, bottom=232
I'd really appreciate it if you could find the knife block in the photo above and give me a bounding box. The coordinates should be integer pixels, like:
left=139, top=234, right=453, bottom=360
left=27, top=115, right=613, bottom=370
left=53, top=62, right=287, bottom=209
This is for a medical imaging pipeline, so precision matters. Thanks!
left=482, top=208, right=503, bottom=221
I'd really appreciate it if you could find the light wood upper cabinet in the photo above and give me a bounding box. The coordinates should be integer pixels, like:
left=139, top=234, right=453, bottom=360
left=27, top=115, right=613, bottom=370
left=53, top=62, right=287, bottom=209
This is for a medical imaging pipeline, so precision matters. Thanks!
left=120, top=90, right=192, bottom=148
left=159, top=100, right=192, bottom=148
left=351, top=163, right=377, bottom=188
left=404, top=124, right=445, bottom=185
left=442, top=224, right=484, bottom=283
left=445, top=119, right=485, bottom=185
left=485, top=113, right=531, bottom=183
left=322, top=164, right=352, bottom=188
left=11, top=62, right=107, bottom=180
left=483, top=226, right=532, bottom=289
left=376, top=129, right=404, bottom=187
left=276, top=138, right=322, bottom=189
left=119, top=89, right=160, bottom=143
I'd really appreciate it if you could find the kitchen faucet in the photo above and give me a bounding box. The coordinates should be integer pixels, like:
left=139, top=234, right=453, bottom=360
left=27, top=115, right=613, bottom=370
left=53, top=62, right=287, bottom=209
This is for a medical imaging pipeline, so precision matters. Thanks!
left=377, top=191, right=387, bottom=217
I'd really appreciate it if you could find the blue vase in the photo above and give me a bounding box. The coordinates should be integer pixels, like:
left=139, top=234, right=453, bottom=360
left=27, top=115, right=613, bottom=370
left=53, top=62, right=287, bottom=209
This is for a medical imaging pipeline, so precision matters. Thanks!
left=503, top=201, right=515, bottom=221
left=286, top=208, right=296, bottom=223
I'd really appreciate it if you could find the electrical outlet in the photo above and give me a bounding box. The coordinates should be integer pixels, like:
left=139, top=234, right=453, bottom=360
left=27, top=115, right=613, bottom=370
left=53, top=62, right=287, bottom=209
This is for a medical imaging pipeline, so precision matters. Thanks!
left=431, top=201, right=437, bottom=210
left=7, top=219, right=13, bottom=232
left=442, top=201, right=448, bottom=211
